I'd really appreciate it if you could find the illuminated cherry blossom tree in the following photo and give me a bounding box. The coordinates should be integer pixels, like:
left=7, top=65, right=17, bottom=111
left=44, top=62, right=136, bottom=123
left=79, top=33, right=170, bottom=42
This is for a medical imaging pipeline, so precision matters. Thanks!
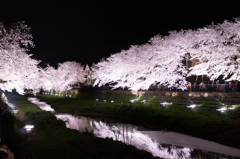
left=93, top=29, right=198, bottom=90
left=189, top=18, right=240, bottom=82
left=42, top=61, right=85, bottom=91
left=2, top=18, right=240, bottom=93
left=0, top=21, right=41, bottom=94
left=93, top=18, right=240, bottom=91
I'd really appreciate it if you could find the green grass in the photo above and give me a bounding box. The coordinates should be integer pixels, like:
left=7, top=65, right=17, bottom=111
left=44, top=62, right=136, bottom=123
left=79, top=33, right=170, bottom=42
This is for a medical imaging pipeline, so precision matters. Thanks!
left=0, top=111, right=33, bottom=158
left=37, top=90, right=240, bottom=149
left=5, top=92, right=159, bottom=159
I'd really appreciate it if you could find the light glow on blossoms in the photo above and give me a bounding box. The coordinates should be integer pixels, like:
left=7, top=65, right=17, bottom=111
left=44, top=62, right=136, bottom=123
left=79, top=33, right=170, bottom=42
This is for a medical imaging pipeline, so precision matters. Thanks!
left=40, top=61, right=85, bottom=92
left=0, top=22, right=85, bottom=94
left=0, top=22, right=41, bottom=94
left=3, top=18, right=240, bottom=94
left=93, top=18, right=240, bottom=91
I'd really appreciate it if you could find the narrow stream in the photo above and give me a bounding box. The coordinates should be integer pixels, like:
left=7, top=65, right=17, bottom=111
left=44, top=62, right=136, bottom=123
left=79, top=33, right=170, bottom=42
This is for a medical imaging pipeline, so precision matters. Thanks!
left=28, top=97, right=240, bottom=159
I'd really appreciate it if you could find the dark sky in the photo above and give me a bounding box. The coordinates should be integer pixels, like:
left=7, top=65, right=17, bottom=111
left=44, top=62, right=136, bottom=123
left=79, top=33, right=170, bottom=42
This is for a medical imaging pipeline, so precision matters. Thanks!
left=1, top=0, right=240, bottom=68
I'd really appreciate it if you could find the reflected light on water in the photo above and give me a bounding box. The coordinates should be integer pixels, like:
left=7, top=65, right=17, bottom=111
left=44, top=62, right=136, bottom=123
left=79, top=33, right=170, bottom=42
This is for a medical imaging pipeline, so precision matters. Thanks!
left=56, top=114, right=93, bottom=132
left=56, top=114, right=192, bottom=158
left=28, top=97, right=240, bottom=159
left=55, top=114, right=240, bottom=158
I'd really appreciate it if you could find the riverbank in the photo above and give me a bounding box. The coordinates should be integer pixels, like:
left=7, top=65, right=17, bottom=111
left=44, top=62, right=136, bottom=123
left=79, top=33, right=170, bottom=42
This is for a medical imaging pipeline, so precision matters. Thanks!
left=5, top=92, right=159, bottom=159
left=0, top=110, right=32, bottom=158
left=37, top=90, right=240, bottom=149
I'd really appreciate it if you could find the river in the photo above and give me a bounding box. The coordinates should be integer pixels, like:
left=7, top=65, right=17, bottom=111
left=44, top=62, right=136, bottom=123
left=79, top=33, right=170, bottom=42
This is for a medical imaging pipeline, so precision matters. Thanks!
left=28, top=97, right=240, bottom=159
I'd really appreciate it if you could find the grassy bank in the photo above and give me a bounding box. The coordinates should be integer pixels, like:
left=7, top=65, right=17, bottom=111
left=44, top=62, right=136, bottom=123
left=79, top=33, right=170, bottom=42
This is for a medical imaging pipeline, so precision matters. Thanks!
left=5, top=92, right=158, bottom=159
left=0, top=111, right=32, bottom=158
left=37, top=90, right=240, bottom=149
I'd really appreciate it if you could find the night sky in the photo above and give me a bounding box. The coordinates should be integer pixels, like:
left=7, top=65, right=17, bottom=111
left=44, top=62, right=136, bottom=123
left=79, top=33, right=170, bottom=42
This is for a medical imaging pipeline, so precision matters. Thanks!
left=1, top=0, right=240, bottom=68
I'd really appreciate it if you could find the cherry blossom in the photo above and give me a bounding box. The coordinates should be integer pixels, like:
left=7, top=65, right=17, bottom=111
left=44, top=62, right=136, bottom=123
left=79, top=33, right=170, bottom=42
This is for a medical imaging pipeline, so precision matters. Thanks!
left=42, top=61, right=85, bottom=91
left=93, top=18, right=240, bottom=90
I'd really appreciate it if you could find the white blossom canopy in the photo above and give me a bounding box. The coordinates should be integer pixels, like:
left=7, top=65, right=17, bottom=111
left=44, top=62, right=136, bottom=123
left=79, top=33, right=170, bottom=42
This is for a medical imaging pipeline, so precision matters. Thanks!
left=0, top=21, right=41, bottom=94
left=42, top=61, right=85, bottom=91
left=0, top=22, right=85, bottom=94
left=93, top=18, right=240, bottom=90
left=190, top=19, right=240, bottom=81
left=2, top=18, right=240, bottom=93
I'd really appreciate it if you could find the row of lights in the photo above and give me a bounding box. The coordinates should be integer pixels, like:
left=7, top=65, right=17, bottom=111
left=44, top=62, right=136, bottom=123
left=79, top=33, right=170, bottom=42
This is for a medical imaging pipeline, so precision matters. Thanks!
left=187, top=104, right=230, bottom=114
left=97, top=99, right=143, bottom=104
left=96, top=97, right=230, bottom=114
left=95, top=98, right=173, bottom=106
left=43, top=92, right=72, bottom=97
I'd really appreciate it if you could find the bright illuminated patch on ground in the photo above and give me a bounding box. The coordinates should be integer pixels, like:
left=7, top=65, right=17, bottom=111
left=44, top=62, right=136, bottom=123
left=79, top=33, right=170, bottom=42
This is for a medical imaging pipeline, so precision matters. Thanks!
left=24, top=125, right=34, bottom=133
left=141, top=100, right=146, bottom=104
left=65, top=94, right=71, bottom=97
left=187, top=105, right=196, bottom=109
left=28, top=97, right=55, bottom=112
left=130, top=99, right=135, bottom=103
left=160, top=102, right=172, bottom=106
left=228, top=105, right=240, bottom=110
left=12, top=109, right=18, bottom=115
left=219, top=103, right=240, bottom=110
left=216, top=107, right=226, bottom=113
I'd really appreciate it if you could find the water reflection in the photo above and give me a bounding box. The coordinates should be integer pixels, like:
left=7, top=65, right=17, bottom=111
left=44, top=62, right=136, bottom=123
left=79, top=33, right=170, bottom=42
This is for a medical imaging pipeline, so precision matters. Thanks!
left=56, top=114, right=192, bottom=158
left=55, top=114, right=93, bottom=132
left=55, top=114, right=240, bottom=159
left=28, top=97, right=240, bottom=159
